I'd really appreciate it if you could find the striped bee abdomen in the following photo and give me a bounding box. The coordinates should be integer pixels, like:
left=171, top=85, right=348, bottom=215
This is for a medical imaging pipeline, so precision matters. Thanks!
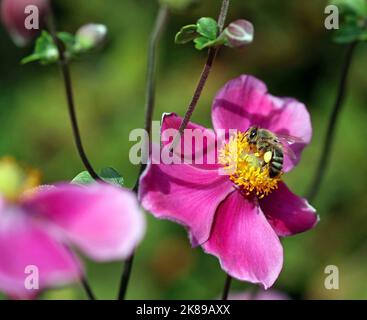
left=269, top=146, right=284, bottom=178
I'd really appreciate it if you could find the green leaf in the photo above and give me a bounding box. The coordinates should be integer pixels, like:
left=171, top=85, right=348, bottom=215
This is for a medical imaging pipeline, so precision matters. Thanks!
left=71, top=171, right=94, bottom=185
left=194, top=36, right=220, bottom=50
left=175, top=24, right=198, bottom=44
left=35, top=30, right=54, bottom=52
left=333, top=24, right=367, bottom=42
left=57, top=32, right=79, bottom=60
left=331, top=0, right=367, bottom=16
left=21, top=31, right=59, bottom=65
left=57, top=32, right=77, bottom=51
left=71, top=168, right=124, bottom=187
left=21, top=54, right=42, bottom=64
left=194, top=37, right=209, bottom=50
left=329, top=0, right=367, bottom=44
left=196, top=17, right=218, bottom=40
left=99, top=167, right=124, bottom=187
left=21, top=31, right=80, bottom=65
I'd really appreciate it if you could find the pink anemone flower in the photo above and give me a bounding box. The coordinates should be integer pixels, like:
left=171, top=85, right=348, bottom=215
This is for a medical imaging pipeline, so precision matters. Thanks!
left=139, top=75, right=318, bottom=289
left=0, top=183, right=145, bottom=298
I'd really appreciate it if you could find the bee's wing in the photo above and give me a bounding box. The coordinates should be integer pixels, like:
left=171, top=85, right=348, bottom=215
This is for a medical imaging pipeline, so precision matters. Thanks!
left=282, top=145, right=297, bottom=161
left=277, top=133, right=305, bottom=145
left=276, top=133, right=304, bottom=161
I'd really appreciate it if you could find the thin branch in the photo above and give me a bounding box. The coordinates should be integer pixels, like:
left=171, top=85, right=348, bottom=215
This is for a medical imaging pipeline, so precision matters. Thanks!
left=117, top=6, right=169, bottom=300
left=47, top=13, right=100, bottom=181
left=307, top=42, right=358, bottom=201
left=221, top=274, right=232, bottom=300
left=169, top=0, right=230, bottom=151
left=217, top=0, right=230, bottom=31
left=81, top=277, right=96, bottom=300
left=133, top=5, right=169, bottom=193
left=117, top=254, right=135, bottom=300
left=47, top=9, right=99, bottom=301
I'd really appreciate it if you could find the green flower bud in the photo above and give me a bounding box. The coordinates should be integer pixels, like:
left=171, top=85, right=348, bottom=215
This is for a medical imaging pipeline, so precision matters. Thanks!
left=75, top=23, right=107, bottom=52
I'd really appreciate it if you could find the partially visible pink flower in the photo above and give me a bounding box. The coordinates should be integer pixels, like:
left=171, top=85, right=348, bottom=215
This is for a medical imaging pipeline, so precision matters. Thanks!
left=228, top=289, right=289, bottom=300
left=0, top=183, right=145, bottom=298
left=1, top=0, right=49, bottom=46
left=140, top=75, right=318, bottom=289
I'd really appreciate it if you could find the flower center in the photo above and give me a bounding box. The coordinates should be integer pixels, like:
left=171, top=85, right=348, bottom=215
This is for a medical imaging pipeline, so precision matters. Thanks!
left=0, top=157, right=41, bottom=202
left=218, top=131, right=282, bottom=198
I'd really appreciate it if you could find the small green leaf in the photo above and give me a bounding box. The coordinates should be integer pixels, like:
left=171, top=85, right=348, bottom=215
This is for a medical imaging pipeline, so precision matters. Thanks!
left=329, top=0, right=367, bottom=44
left=196, top=17, right=218, bottom=40
left=22, top=31, right=59, bottom=65
left=71, top=171, right=94, bottom=185
left=57, top=32, right=77, bottom=51
left=22, top=31, right=81, bottom=65
left=35, top=30, right=54, bottom=52
left=71, top=168, right=124, bottom=187
left=57, top=32, right=79, bottom=60
left=175, top=24, right=198, bottom=44
left=99, top=167, right=124, bottom=187
left=21, top=53, right=42, bottom=64
left=331, top=0, right=367, bottom=16
left=194, top=37, right=216, bottom=50
left=194, top=37, right=209, bottom=50
left=333, top=24, right=367, bottom=42
left=194, top=36, right=226, bottom=50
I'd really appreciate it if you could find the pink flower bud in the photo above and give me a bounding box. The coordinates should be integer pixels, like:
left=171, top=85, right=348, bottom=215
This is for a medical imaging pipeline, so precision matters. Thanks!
left=224, top=19, right=254, bottom=48
left=1, top=0, right=50, bottom=46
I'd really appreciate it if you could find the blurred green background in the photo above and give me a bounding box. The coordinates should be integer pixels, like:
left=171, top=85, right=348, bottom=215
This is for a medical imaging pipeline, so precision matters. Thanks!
left=0, top=0, right=367, bottom=300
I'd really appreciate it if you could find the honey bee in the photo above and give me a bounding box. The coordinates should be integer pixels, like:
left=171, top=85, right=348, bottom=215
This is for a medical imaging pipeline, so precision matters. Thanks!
left=245, top=126, right=303, bottom=178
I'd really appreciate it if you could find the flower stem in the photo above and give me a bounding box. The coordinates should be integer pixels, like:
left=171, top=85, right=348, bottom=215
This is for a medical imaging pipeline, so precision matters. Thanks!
left=307, top=42, right=358, bottom=201
left=81, top=277, right=96, bottom=300
left=47, top=9, right=98, bottom=300
left=117, top=254, right=135, bottom=300
left=169, top=0, right=230, bottom=151
left=47, top=13, right=100, bottom=181
left=117, top=6, right=169, bottom=301
left=221, top=274, right=232, bottom=300
left=133, top=5, right=169, bottom=193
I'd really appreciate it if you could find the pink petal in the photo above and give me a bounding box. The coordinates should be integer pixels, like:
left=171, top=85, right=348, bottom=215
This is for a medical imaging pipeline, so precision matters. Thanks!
left=0, top=208, right=81, bottom=298
left=1, top=0, right=50, bottom=46
left=203, top=191, right=283, bottom=289
left=23, top=183, right=145, bottom=262
left=211, top=75, right=312, bottom=171
left=260, top=182, right=318, bottom=237
left=139, top=160, right=234, bottom=247
left=161, top=113, right=219, bottom=170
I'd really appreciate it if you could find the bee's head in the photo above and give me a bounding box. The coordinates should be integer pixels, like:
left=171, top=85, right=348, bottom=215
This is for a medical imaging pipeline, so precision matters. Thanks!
left=246, top=126, right=258, bottom=144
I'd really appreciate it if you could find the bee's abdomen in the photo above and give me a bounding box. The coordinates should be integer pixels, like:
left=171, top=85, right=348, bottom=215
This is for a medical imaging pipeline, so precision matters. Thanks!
left=269, top=146, right=283, bottom=178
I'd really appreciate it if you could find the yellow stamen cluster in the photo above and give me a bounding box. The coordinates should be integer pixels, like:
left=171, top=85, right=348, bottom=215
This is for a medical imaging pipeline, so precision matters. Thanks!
left=218, top=132, right=282, bottom=198
left=0, top=157, right=41, bottom=202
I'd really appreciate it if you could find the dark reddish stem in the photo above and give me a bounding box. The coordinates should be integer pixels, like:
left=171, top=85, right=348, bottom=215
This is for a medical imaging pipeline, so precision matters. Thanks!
left=47, top=10, right=98, bottom=300
left=221, top=274, right=232, bottom=300
left=169, top=0, right=230, bottom=151
left=307, top=42, right=358, bottom=201
left=118, top=5, right=169, bottom=300
left=48, top=13, right=100, bottom=181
